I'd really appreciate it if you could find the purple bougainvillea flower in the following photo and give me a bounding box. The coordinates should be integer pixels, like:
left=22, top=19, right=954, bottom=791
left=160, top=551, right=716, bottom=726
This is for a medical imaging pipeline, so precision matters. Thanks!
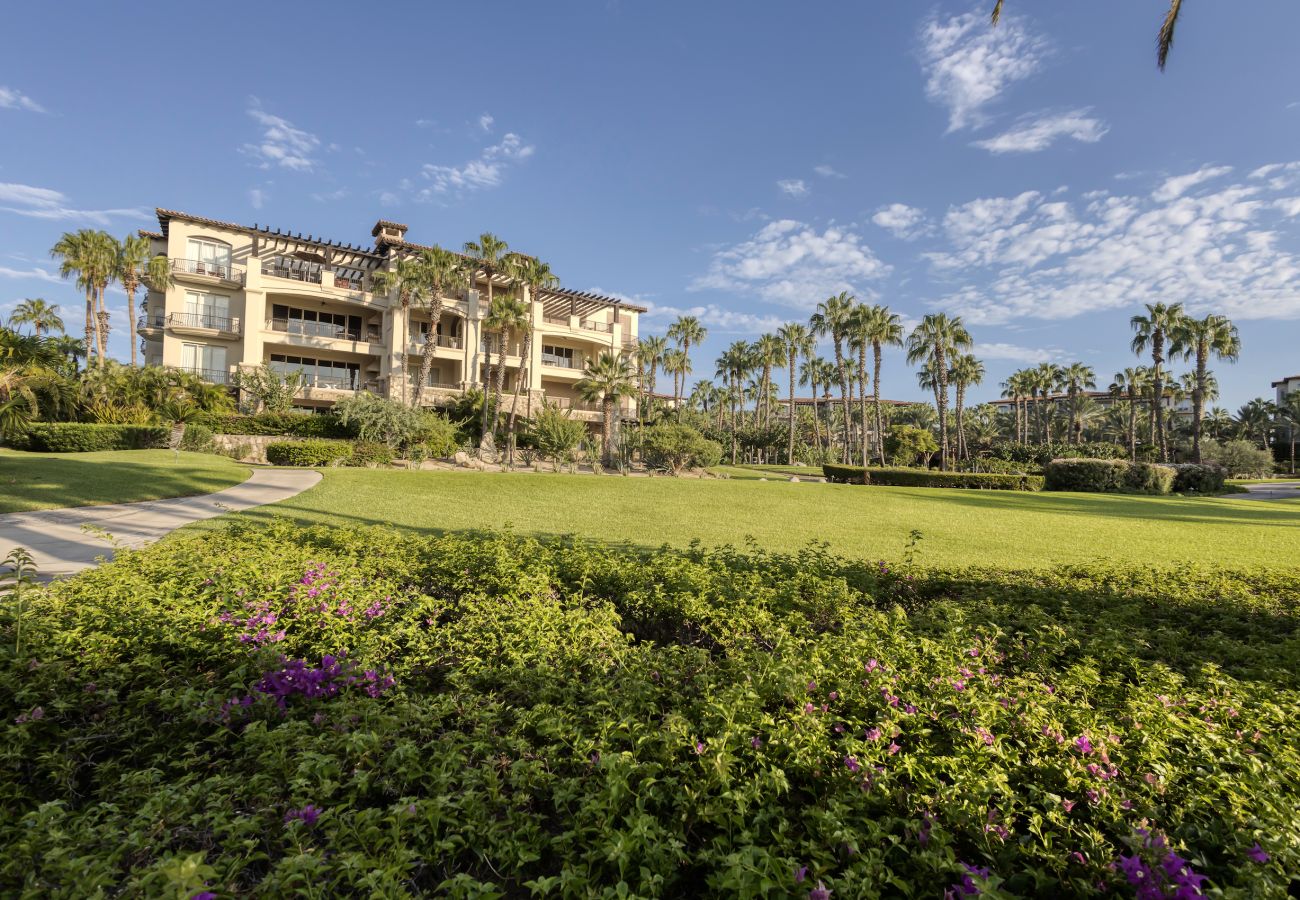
left=795, top=865, right=808, bottom=884
left=844, top=756, right=861, bottom=773
left=807, top=680, right=817, bottom=692
left=1075, top=735, right=1094, bottom=755
left=285, top=804, right=321, bottom=826
left=694, top=741, right=706, bottom=754
left=888, top=742, right=901, bottom=755
left=1062, top=799, right=1076, bottom=812
left=865, top=659, right=879, bottom=672
left=1070, top=852, right=1086, bottom=865
left=808, top=881, right=831, bottom=900
left=751, top=735, right=762, bottom=749
left=191, top=892, right=217, bottom=900
left=803, top=702, right=816, bottom=714
left=865, top=727, right=882, bottom=741
left=1247, top=843, right=1270, bottom=864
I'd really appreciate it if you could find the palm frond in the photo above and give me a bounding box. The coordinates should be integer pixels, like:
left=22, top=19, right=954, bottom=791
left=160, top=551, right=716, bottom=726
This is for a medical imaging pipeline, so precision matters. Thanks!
left=990, top=0, right=1003, bottom=26
left=1157, top=0, right=1183, bottom=70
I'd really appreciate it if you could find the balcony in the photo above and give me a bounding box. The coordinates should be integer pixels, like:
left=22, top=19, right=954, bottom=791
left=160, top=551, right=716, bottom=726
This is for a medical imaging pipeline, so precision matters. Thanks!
left=138, top=313, right=164, bottom=332
left=541, top=352, right=581, bottom=370
left=543, top=315, right=570, bottom=327
left=412, top=332, right=462, bottom=350
left=167, top=311, right=242, bottom=335
left=579, top=320, right=614, bottom=334
left=170, top=258, right=244, bottom=285
left=174, top=366, right=232, bottom=385
left=262, top=259, right=323, bottom=285
left=268, top=317, right=362, bottom=342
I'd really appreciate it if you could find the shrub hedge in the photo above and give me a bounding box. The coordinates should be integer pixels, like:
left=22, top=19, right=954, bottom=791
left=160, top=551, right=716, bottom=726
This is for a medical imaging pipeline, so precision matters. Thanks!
left=990, top=442, right=1127, bottom=467
left=199, top=412, right=351, bottom=438
left=1, top=522, right=1296, bottom=896
left=824, top=464, right=1044, bottom=491
left=345, top=440, right=394, bottom=468
left=1043, top=459, right=1178, bottom=494
left=1170, top=463, right=1227, bottom=494
left=264, top=439, right=354, bottom=467
left=21, top=423, right=170, bottom=452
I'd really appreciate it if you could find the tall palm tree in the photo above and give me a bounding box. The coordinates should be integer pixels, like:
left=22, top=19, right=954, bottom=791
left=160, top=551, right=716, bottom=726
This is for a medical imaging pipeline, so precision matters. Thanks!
left=661, top=348, right=690, bottom=412
left=860, top=305, right=904, bottom=466
left=576, top=351, right=637, bottom=467
left=412, top=247, right=472, bottom=407
left=480, top=294, right=529, bottom=453
left=1172, top=313, right=1240, bottom=463
left=1027, top=362, right=1064, bottom=444
left=87, top=231, right=118, bottom=362
left=8, top=298, right=63, bottom=337
left=1060, top=362, right=1097, bottom=443
left=1235, top=398, right=1277, bottom=449
left=50, top=230, right=99, bottom=366
left=463, top=233, right=512, bottom=389
left=992, top=0, right=1184, bottom=70
left=1204, top=406, right=1235, bottom=442
left=506, top=255, right=557, bottom=437
left=1130, top=302, right=1186, bottom=462
left=799, top=356, right=824, bottom=456
left=113, top=234, right=152, bottom=367
left=810, top=291, right=856, bottom=462
left=906, top=312, right=971, bottom=470
left=1109, top=367, right=1149, bottom=460
left=778, top=322, right=814, bottom=464
left=949, top=353, right=984, bottom=461
left=716, top=340, right=753, bottom=464
left=752, top=333, right=784, bottom=430
left=1000, top=369, right=1032, bottom=445
left=666, top=315, right=707, bottom=381
left=370, top=255, right=430, bottom=407
left=637, top=335, right=668, bottom=413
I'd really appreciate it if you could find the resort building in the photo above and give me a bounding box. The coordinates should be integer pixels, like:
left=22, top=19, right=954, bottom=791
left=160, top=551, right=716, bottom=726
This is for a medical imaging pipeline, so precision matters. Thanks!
left=137, top=209, right=644, bottom=423
left=1273, top=375, right=1300, bottom=406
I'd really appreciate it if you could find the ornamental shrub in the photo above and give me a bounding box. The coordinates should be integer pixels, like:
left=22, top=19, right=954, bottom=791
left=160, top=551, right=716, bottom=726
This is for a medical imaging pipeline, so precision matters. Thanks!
left=265, top=439, right=353, bottom=467
left=178, top=423, right=215, bottom=453
left=333, top=393, right=428, bottom=450
left=642, top=423, right=724, bottom=474
left=823, top=465, right=1043, bottom=491
left=345, top=440, right=394, bottom=468
left=990, top=442, right=1126, bottom=467
left=1122, top=461, right=1176, bottom=495
left=1202, top=439, right=1275, bottom=478
left=1043, top=458, right=1129, bottom=493
left=198, top=412, right=349, bottom=438
left=884, top=425, right=938, bottom=466
left=23, top=423, right=170, bottom=452
left=1170, top=463, right=1227, bottom=494
left=1, top=521, right=1296, bottom=896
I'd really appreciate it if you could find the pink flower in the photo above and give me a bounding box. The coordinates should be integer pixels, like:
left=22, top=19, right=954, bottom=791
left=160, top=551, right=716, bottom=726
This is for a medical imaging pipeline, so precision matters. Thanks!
left=865, top=727, right=882, bottom=741
left=1062, top=800, right=1076, bottom=812
left=803, top=702, right=815, bottom=714
left=865, top=659, right=879, bottom=672
left=888, top=742, right=901, bottom=755
left=828, top=691, right=839, bottom=701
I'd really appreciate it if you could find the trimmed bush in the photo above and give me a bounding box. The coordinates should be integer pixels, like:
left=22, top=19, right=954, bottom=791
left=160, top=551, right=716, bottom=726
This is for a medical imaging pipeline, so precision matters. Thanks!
left=23, top=423, right=170, bottom=452
left=178, top=423, right=215, bottom=453
left=1043, top=458, right=1129, bottom=493
left=991, top=442, right=1126, bottom=467
left=1202, top=439, right=1275, bottom=478
left=1122, top=461, right=1176, bottom=495
left=265, top=439, right=353, bottom=467
left=642, top=423, right=724, bottom=474
left=199, top=412, right=349, bottom=438
left=1170, top=463, right=1228, bottom=495
left=824, top=464, right=1043, bottom=491
left=345, top=440, right=394, bottom=468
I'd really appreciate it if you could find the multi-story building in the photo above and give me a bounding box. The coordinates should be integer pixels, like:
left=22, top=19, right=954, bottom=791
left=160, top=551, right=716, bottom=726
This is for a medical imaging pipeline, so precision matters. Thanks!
left=1273, top=375, right=1300, bottom=406
left=138, top=209, right=644, bottom=424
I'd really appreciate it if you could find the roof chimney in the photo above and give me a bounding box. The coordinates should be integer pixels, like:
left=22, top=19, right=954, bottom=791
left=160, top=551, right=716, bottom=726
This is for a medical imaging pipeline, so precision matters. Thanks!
left=371, top=219, right=409, bottom=244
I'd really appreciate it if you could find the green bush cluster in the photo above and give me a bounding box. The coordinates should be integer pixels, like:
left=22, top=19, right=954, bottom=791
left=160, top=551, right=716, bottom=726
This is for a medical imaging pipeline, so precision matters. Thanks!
left=1168, top=464, right=1227, bottom=494
left=20, top=423, right=171, bottom=452
left=990, top=442, right=1127, bottom=467
left=198, top=412, right=350, bottom=438
left=641, top=423, right=725, bottom=473
left=1, top=522, right=1296, bottom=896
left=178, top=423, right=215, bottom=453
left=824, top=464, right=1044, bottom=491
left=1043, top=458, right=1177, bottom=494
left=345, top=441, right=394, bottom=468
left=264, top=439, right=354, bottom=467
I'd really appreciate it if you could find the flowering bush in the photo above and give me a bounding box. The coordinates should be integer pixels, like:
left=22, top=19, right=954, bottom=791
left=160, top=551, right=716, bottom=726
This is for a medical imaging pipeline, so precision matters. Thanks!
left=1, top=521, right=1297, bottom=897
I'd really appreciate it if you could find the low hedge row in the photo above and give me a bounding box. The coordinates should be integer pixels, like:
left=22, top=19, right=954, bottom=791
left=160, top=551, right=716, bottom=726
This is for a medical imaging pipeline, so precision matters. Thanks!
left=19, top=423, right=170, bottom=452
left=823, top=464, right=1044, bottom=491
left=1043, top=458, right=1178, bottom=494
left=265, top=440, right=354, bottom=467
left=1170, top=463, right=1227, bottom=494
left=197, top=412, right=351, bottom=439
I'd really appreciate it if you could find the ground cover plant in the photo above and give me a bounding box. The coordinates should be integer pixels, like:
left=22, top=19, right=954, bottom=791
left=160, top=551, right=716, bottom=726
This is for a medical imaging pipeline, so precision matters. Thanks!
left=0, top=449, right=249, bottom=514
left=1, top=521, right=1296, bottom=897
left=190, top=469, right=1300, bottom=570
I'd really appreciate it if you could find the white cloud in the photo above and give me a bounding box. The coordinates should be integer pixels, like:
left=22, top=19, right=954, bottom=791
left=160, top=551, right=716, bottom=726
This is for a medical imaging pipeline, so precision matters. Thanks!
left=973, top=341, right=1055, bottom=363
left=420, top=132, right=535, bottom=196
left=777, top=179, right=809, bottom=198
left=690, top=219, right=890, bottom=308
left=478, top=113, right=495, bottom=132
left=925, top=167, right=1300, bottom=324
left=248, top=188, right=265, bottom=209
left=0, top=265, right=63, bottom=284
left=872, top=203, right=930, bottom=240
left=640, top=300, right=785, bottom=335
left=919, top=10, right=1047, bottom=133
left=0, top=182, right=147, bottom=225
left=1249, top=161, right=1300, bottom=191
left=241, top=101, right=320, bottom=172
left=813, top=165, right=846, bottom=179
left=972, top=109, right=1108, bottom=154
left=0, top=86, right=45, bottom=113
left=1151, top=164, right=1233, bottom=203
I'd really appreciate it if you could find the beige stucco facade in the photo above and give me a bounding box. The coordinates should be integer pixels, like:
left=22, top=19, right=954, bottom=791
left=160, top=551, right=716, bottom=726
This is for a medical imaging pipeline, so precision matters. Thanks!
left=139, top=210, right=642, bottom=423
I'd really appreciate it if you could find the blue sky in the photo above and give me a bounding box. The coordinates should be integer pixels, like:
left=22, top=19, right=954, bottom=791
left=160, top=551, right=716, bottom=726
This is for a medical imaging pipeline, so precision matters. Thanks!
left=3, top=1, right=1300, bottom=407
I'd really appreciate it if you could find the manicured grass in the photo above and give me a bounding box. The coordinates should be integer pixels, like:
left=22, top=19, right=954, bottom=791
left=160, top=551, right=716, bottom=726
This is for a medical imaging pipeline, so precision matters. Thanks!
left=0, top=449, right=250, bottom=514
left=197, top=468, right=1300, bottom=568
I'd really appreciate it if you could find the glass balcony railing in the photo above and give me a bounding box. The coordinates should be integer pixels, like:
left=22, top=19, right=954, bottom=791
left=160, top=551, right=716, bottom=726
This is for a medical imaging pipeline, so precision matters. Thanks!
left=268, top=318, right=360, bottom=341
left=175, top=366, right=231, bottom=385
left=541, top=353, right=579, bottom=369
left=171, top=258, right=243, bottom=282
left=168, top=311, right=241, bottom=333
left=262, top=260, right=324, bottom=284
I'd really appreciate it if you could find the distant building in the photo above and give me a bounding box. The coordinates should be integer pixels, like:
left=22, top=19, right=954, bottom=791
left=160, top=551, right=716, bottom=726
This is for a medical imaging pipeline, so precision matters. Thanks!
left=1273, top=375, right=1300, bottom=406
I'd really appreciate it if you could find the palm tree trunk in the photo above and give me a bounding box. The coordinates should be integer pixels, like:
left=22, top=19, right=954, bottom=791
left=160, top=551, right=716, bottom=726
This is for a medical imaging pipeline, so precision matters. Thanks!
left=83, top=288, right=95, bottom=367
left=935, top=349, right=949, bottom=471
left=833, top=342, right=850, bottom=463
left=94, top=284, right=108, bottom=362
left=478, top=337, right=495, bottom=453
left=602, top=397, right=614, bottom=467
left=126, top=283, right=138, bottom=368
left=872, top=344, right=886, bottom=467
left=1152, top=347, right=1166, bottom=461
left=415, top=332, right=435, bottom=407
left=1127, top=388, right=1137, bottom=461
left=857, top=345, right=869, bottom=468
left=810, top=379, right=822, bottom=457
left=955, top=382, right=966, bottom=461
left=787, top=349, right=797, bottom=465
left=506, top=324, right=533, bottom=464
left=1192, top=343, right=1206, bottom=464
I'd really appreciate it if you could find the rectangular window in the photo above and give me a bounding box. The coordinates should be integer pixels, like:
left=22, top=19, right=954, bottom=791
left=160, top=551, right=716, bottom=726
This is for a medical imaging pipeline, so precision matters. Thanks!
left=181, top=343, right=227, bottom=381
left=184, top=290, right=229, bottom=329
left=186, top=238, right=232, bottom=278
left=541, top=345, right=576, bottom=368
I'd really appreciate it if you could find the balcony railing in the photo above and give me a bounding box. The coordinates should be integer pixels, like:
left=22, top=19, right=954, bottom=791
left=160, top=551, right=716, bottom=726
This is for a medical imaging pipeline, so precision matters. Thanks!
left=268, top=317, right=361, bottom=342
left=413, top=332, right=462, bottom=349
left=172, top=258, right=243, bottom=283
left=168, top=311, right=241, bottom=333
left=176, top=366, right=231, bottom=385
left=300, top=373, right=360, bottom=391
left=580, top=320, right=613, bottom=333
left=331, top=273, right=367, bottom=291
left=543, top=315, right=570, bottom=327
left=262, top=260, right=324, bottom=284
left=541, top=353, right=579, bottom=369
left=138, top=314, right=165, bottom=329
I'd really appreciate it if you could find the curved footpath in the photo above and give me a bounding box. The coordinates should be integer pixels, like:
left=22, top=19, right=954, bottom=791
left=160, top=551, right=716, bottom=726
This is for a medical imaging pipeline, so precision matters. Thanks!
left=1236, top=480, right=1300, bottom=501
left=0, top=468, right=321, bottom=580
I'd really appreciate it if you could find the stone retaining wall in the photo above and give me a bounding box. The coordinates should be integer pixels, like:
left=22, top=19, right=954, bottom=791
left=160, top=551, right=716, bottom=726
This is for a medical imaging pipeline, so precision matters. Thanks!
left=211, top=434, right=297, bottom=464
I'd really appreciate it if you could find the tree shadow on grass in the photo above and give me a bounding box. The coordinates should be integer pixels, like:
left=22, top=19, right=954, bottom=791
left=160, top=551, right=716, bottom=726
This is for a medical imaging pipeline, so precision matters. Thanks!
left=0, top=455, right=247, bottom=515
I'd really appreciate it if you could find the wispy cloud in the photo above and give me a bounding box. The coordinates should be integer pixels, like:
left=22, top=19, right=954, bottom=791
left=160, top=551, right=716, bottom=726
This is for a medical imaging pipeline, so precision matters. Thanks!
left=777, top=179, right=809, bottom=198
left=248, top=188, right=266, bottom=209
left=241, top=100, right=320, bottom=172
left=1151, top=164, right=1232, bottom=203
left=478, top=113, right=495, bottom=132
left=0, top=86, right=46, bottom=113
left=690, top=219, right=889, bottom=308
left=973, top=109, right=1108, bottom=154
left=640, top=299, right=786, bottom=335
left=919, top=10, right=1047, bottom=133
left=0, top=182, right=147, bottom=225
left=872, top=203, right=930, bottom=240
left=0, top=265, right=63, bottom=284
left=419, top=132, right=535, bottom=196
left=974, top=341, right=1056, bottom=363
left=813, top=165, right=846, bottom=179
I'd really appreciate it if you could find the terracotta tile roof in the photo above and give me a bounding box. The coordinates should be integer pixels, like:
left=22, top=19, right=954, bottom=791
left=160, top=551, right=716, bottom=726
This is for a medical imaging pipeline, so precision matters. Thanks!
left=1272, top=375, right=1300, bottom=387
left=138, top=229, right=164, bottom=239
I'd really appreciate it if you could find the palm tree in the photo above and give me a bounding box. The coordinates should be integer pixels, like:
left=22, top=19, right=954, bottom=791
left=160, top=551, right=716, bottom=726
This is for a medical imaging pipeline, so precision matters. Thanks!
left=800, top=356, right=824, bottom=456
left=1109, top=367, right=1149, bottom=460
left=661, top=348, right=690, bottom=412
left=906, top=313, right=972, bottom=470
left=1277, top=392, right=1300, bottom=475
left=51, top=230, right=100, bottom=366
left=666, top=315, right=707, bottom=382
left=370, top=256, right=430, bottom=407
left=752, top=333, right=784, bottom=431
left=778, top=322, right=814, bottom=464
left=1204, top=406, right=1235, bottom=442
left=1026, top=362, right=1064, bottom=444
left=637, top=335, right=668, bottom=413
left=112, top=234, right=153, bottom=367
left=576, top=351, right=637, bottom=467
left=1235, top=398, right=1277, bottom=449
left=992, top=0, right=1184, bottom=70
left=1130, top=301, right=1186, bottom=462
left=810, top=292, right=856, bottom=462
left=1060, top=362, right=1097, bottom=444
left=412, top=247, right=472, bottom=407
left=1000, top=369, right=1032, bottom=446
left=463, top=233, right=512, bottom=388
left=0, top=328, right=75, bottom=437
left=481, top=294, right=529, bottom=453
left=8, top=298, right=64, bottom=337
left=505, top=255, right=557, bottom=441
left=87, top=231, right=118, bottom=362
left=859, top=305, right=904, bottom=466
left=1172, top=313, right=1240, bottom=463
left=716, top=340, right=753, bottom=464
left=949, top=353, right=984, bottom=461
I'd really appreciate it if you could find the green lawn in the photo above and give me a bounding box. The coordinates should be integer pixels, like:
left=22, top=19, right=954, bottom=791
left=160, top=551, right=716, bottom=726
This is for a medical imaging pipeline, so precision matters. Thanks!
left=0, top=449, right=250, bottom=514
left=195, top=468, right=1300, bottom=568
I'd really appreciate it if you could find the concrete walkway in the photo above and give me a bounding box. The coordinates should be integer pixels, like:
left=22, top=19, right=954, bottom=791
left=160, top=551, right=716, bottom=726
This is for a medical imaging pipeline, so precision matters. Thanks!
left=1236, top=480, right=1300, bottom=501
left=0, top=468, right=321, bottom=579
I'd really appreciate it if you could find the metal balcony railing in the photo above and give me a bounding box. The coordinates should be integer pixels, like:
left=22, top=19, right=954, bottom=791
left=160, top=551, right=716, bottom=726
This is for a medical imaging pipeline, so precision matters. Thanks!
left=176, top=366, right=231, bottom=385
left=262, top=260, right=324, bottom=284
left=268, top=317, right=360, bottom=341
left=413, top=332, right=462, bottom=349
left=579, top=320, right=613, bottom=333
left=137, top=314, right=165, bottom=329
left=543, top=315, right=570, bottom=327
left=541, top=353, right=579, bottom=369
left=168, top=311, right=241, bottom=333
left=172, top=258, right=243, bottom=282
